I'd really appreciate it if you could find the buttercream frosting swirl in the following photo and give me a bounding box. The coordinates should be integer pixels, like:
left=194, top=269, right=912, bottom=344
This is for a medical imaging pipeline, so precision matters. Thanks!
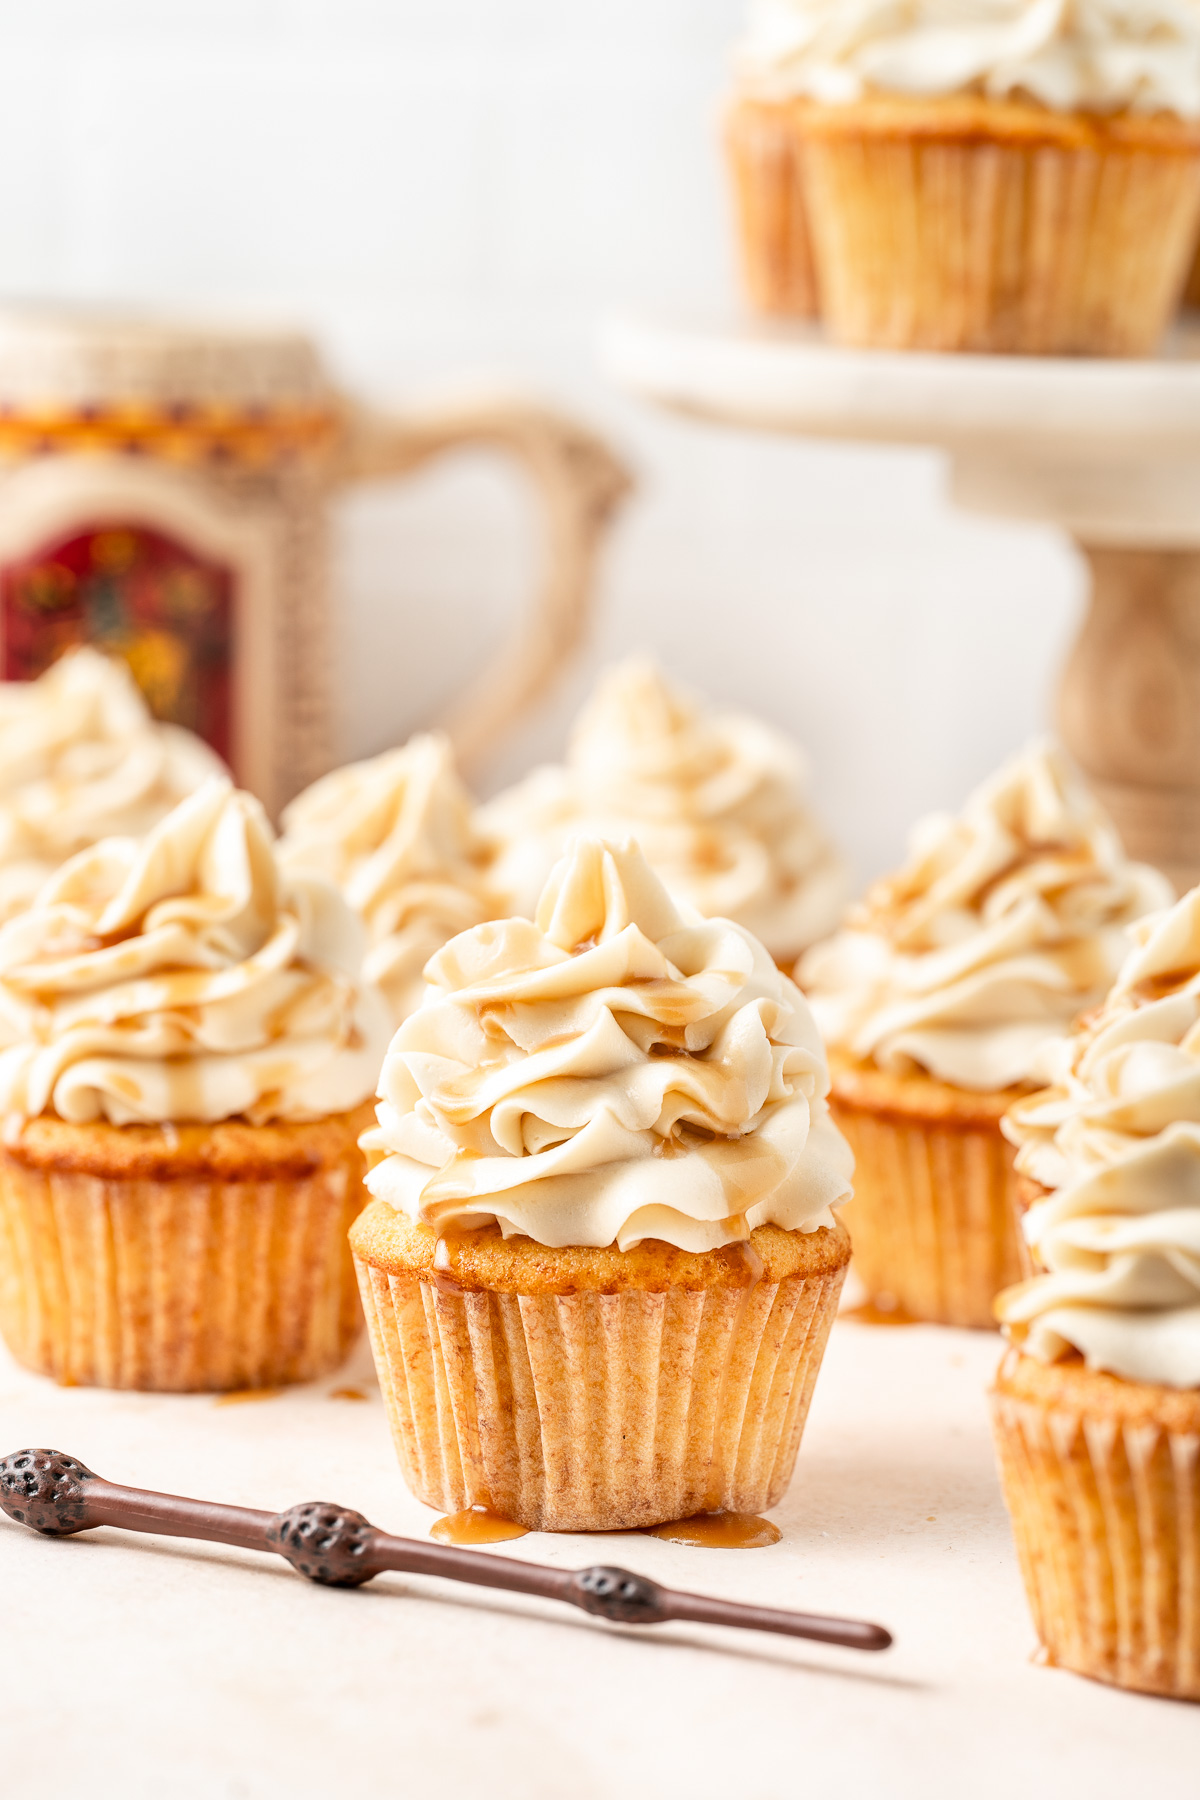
left=279, top=733, right=503, bottom=1026
left=799, top=742, right=1172, bottom=1092
left=0, top=647, right=225, bottom=924
left=0, top=778, right=392, bottom=1126
left=480, top=660, right=848, bottom=963
left=736, top=0, right=1200, bottom=119
left=363, top=836, right=853, bottom=1252
left=999, top=883, right=1200, bottom=1387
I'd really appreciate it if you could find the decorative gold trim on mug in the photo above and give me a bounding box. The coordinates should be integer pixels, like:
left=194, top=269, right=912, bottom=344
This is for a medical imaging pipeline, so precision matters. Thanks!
left=0, top=403, right=340, bottom=468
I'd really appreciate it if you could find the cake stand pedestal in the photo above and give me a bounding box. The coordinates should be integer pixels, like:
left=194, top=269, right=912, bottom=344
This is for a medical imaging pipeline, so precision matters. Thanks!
left=602, top=314, right=1200, bottom=892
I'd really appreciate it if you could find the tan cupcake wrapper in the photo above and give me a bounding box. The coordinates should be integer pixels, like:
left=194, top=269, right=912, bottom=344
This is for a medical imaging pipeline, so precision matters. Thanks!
left=1185, top=233, right=1200, bottom=309
left=725, top=96, right=820, bottom=319
left=991, top=1350, right=1200, bottom=1699
left=0, top=1108, right=372, bottom=1391
left=795, top=110, right=1200, bottom=354
left=353, top=1213, right=849, bottom=1531
left=829, top=1061, right=1024, bottom=1329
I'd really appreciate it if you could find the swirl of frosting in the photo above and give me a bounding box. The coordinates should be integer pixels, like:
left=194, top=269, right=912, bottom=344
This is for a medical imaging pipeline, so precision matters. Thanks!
left=735, top=0, right=1200, bottom=119
left=799, top=742, right=1172, bottom=1092
left=999, top=884, right=1200, bottom=1386
left=480, top=660, right=848, bottom=963
left=279, top=733, right=503, bottom=1026
left=0, top=647, right=225, bottom=924
left=363, top=837, right=853, bottom=1253
left=0, top=778, right=392, bottom=1126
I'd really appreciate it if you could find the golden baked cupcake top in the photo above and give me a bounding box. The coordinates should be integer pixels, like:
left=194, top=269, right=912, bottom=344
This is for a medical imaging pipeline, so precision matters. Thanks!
left=0, top=777, right=392, bottom=1126
left=0, top=647, right=224, bottom=924
left=481, top=659, right=847, bottom=964
left=363, top=836, right=852, bottom=1252
left=735, top=0, right=1200, bottom=116
left=800, top=742, right=1171, bottom=1092
left=1000, top=882, right=1200, bottom=1387
left=279, top=732, right=502, bottom=1026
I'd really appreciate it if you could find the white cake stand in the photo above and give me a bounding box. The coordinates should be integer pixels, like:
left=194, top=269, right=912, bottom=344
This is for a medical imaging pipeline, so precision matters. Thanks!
left=601, top=313, right=1200, bottom=891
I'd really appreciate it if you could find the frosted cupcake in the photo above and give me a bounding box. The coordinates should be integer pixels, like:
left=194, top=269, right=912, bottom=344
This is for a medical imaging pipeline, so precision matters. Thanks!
left=279, top=732, right=503, bottom=1026
left=0, top=646, right=223, bottom=923
left=738, top=0, right=1200, bottom=353
left=0, top=778, right=392, bottom=1391
left=482, top=660, right=848, bottom=969
left=995, top=884, right=1200, bottom=1697
left=352, top=836, right=853, bottom=1531
left=799, top=743, right=1171, bottom=1328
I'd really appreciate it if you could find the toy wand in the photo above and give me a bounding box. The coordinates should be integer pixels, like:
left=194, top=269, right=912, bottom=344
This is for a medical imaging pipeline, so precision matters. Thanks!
left=0, top=1448, right=891, bottom=1652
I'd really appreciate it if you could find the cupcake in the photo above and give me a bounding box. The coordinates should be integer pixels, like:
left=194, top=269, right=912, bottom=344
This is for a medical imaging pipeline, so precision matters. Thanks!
left=278, top=732, right=503, bottom=1026
left=352, top=836, right=853, bottom=1531
left=994, top=884, right=1200, bottom=1697
left=0, top=646, right=223, bottom=924
left=481, top=659, right=848, bottom=971
left=799, top=742, right=1171, bottom=1328
left=0, top=778, right=392, bottom=1391
left=740, top=0, right=1200, bottom=353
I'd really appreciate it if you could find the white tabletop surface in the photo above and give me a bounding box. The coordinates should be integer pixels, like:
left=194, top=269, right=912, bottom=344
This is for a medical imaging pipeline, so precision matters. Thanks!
left=3, top=1308, right=1196, bottom=1799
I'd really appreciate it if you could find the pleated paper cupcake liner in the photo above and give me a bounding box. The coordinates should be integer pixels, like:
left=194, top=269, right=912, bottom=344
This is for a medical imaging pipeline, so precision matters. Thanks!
left=1184, top=232, right=1200, bottom=309
left=991, top=1353, right=1200, bottom=1699
left=831, top=1098, right=1023, bottom=1329
left=800, top=131, right=1200, bottom=354
left=354, top=1255, right=847, bottom=1531
left=0, top=1152, right=365, bottom=1391
left=725, top=97, right=820, bottom=319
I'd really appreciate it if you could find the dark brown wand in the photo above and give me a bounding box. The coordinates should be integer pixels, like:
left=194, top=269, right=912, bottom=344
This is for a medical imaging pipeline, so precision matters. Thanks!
left=0, top=1448, right=891, bottom=1652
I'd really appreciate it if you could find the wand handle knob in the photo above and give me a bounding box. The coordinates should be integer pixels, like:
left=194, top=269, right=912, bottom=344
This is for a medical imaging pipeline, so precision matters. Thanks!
left=267, top=1501, right=377, bottom=1588
left=0, top=1448, right=97, bottom=1536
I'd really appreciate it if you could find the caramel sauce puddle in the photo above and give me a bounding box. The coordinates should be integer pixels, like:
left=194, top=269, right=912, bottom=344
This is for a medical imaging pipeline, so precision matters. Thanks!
left=639, top=1512, right=782, bottom=1550
left=431, top=1505, right=529, bottom=1545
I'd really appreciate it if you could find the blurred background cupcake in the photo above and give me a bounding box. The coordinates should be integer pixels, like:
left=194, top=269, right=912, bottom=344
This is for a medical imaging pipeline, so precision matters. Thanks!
left=352, top=837, right=852, bottom=1531
left=0, top=646, right=224, bottom=925
left=0, top=777, right=391, bottom=1391
left=279, top=732, right=504, bottom=1026
left=730, top=0, right=1200, bottom=353
left=799, top=741, right=1171, bottom=1327
left=994, top=883, right=1200, bottom=1697
left=482, top=658, right=848, bottom=971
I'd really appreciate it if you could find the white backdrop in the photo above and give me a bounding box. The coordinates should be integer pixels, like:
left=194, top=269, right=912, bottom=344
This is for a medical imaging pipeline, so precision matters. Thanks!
left=0, top=0, right=1082, bottom=885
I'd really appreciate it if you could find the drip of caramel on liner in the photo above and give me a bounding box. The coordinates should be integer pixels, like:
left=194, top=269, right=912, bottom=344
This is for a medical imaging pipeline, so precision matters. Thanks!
left=640, top=1512, right=782, bottom=1550
left=431, top=1505, right=530, bottom=1545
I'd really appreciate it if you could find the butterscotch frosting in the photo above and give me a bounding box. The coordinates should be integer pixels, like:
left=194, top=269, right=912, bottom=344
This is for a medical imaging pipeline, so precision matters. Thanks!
left=0, top=647, right=225, bottom=924
left=999, top=884, right=1200, bottom=1387
left=363, top=837, right=853, bottom=1253
left=799, top=742, right=1172, bottom=1093
left=480, top=660, right=848, bottom=963
left=736, top=0, right=1200, bottom=119
left=279, top=733, right=502, bottom=1026
left=0, top=778, right=392, bottom=1127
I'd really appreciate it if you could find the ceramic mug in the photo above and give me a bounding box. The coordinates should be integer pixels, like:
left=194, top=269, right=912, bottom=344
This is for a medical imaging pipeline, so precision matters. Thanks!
left=0, top=308, right=630, bottom=813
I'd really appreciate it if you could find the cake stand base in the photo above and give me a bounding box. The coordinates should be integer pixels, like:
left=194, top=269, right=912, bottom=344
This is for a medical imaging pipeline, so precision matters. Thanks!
left=1060, top=547, right=1200, bottom=894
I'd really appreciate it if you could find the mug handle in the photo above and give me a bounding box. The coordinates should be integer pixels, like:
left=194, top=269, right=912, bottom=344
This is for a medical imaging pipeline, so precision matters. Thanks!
left=336, top=391, right=633, bottom=773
